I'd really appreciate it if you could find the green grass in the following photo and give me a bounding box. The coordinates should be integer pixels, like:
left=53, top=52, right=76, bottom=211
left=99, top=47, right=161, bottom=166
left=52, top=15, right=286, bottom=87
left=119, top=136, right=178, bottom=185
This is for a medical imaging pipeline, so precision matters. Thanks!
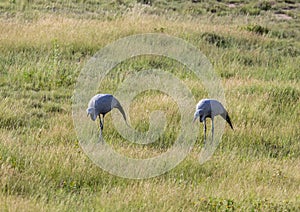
left=0, top=0, right=300, bottom=211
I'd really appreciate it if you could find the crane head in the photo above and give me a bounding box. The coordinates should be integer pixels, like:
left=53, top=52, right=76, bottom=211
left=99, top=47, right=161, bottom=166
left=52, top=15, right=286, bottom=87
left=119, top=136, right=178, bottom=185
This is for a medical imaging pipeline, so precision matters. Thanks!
left=193, top=109, right=204, bottom=123
left=86, top=107, right=97, bottom=121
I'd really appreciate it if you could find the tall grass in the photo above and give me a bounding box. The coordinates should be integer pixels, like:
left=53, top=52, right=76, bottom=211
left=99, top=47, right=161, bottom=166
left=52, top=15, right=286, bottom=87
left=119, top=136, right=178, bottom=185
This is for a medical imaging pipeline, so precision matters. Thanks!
left=0, top=1, right=299, bottom=211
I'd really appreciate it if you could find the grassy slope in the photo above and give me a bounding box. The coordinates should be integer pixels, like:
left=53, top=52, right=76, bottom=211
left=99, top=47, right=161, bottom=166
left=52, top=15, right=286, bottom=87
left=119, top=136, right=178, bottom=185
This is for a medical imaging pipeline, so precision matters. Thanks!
left=0, top=0, right=299, bottom=211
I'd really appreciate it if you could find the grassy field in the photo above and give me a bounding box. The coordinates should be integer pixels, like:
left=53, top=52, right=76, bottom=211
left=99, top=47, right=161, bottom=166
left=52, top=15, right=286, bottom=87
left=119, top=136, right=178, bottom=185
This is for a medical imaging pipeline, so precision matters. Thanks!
left=0, top=0, right=299, bottom=211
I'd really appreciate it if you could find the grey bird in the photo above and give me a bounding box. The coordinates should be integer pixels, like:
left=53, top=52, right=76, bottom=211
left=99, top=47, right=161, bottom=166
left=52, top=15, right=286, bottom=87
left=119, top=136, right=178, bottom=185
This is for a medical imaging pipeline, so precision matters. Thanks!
left=86, top=94, right=128, bottom=137
left=193, top=99, right=233, bottom=141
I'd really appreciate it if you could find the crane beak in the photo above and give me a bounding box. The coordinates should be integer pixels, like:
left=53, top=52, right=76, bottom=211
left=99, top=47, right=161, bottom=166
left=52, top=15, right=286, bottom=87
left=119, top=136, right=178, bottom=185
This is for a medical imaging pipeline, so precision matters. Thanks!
left=192, top=117, right=197, bottom=123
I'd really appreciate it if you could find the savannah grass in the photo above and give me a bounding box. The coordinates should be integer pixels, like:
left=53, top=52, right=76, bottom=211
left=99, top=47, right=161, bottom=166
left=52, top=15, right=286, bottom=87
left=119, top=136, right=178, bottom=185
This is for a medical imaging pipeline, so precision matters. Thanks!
left=0, top=0, right=299, bottom=211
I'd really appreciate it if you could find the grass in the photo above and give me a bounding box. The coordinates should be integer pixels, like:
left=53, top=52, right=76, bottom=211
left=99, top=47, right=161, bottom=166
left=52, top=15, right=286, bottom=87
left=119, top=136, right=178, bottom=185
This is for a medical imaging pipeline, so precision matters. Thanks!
left=0, top=0, right=300, bottom=211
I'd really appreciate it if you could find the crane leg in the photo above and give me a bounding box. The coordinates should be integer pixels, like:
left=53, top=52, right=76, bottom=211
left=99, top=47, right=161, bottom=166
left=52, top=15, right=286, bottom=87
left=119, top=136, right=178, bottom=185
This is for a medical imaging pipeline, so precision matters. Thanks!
left=203, top=119, right=206, bottom=143
left=101, top=117, right=104, bottom=131
left=99, top=115, right=103, bottom=130
left=102, top=115, right=105, bottom=131
left=211, top=118, right=214, bottom=142
left=99, top=115, right=103, bottom=138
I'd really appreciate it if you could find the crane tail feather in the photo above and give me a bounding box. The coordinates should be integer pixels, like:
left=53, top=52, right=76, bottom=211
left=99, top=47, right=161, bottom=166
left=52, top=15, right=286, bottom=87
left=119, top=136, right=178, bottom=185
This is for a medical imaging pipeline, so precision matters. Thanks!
left=115, top=102, right=128, bottom=123
left=226, top=114, right=234, bottom=130
left=221, top=111, right=233, bottom=130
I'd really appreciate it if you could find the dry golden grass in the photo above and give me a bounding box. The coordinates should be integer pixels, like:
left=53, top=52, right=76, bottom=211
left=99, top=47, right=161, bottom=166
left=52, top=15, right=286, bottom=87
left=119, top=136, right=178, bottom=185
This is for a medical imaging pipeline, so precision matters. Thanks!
left=0, top=12, right=279, bottom=49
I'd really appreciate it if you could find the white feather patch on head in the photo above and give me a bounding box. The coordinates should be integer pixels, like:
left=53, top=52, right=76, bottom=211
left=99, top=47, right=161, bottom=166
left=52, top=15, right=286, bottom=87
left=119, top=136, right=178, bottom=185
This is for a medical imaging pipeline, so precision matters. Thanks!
left=86, top=107, right=96, bottom=121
